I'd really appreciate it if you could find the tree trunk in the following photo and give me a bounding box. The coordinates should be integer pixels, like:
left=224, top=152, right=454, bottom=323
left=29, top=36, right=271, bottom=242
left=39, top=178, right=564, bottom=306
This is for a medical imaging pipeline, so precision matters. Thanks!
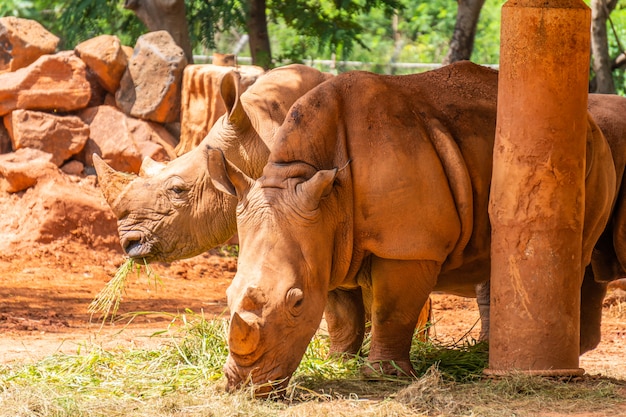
left=443, top=0, right=486, bottom=65
left=245, top=0, right=272, bottom=70
left=124, top=0, right=194, bottom=64
left=590, top=0, right=618, bottom=93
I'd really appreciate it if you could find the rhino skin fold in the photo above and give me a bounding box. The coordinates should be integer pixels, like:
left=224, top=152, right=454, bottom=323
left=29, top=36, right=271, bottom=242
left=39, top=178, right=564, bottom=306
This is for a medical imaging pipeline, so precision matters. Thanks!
left=488, top=0, right=591, bottom=375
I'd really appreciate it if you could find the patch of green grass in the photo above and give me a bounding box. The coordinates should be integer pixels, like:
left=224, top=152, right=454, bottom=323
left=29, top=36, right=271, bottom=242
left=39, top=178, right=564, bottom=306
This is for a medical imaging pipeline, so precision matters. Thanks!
left=0, top=312, right=624, bottom=417
left=215, top=244, right=239, bottom=258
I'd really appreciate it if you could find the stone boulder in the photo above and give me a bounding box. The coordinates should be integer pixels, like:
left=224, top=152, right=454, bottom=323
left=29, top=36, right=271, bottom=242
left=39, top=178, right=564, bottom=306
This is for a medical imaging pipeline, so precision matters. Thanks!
left=0, top=17, right=59, bottom=74
left=75, top=35, right=128, bottom=94
left=0, top=147, right=57, bottom=193
left=115, top=30, right=187, bottom=124
left=4, top=109, right=89, bottom=166
left=0, top=53, right=91, bottom=116
left=77, top=105, right=177, bottom=173
left=175, top=64, right=264, bottom=155
left=0, top=172, right=119, bottom=251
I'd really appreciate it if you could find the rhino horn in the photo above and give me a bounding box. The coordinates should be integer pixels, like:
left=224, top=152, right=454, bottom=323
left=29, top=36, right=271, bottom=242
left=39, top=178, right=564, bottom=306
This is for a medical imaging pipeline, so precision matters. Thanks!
left=93, top=153, right=137, bottom=217
left=229, top=311, right=261, bottom=356
left=139, top=156, right=167, bottom=178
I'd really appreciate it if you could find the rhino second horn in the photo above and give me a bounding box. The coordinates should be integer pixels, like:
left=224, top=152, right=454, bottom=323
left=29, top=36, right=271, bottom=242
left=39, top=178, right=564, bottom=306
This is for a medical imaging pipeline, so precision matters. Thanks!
left=92, top=154, right=137, bottom=216
left=229, top=311, right=261, bottom=357
left=139, top=156, right=167, bottom=178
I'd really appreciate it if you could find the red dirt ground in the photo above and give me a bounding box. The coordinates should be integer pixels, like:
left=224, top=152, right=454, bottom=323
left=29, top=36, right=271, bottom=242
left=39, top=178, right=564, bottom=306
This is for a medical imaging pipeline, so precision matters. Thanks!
left=0, top=237, right=624, bottom=384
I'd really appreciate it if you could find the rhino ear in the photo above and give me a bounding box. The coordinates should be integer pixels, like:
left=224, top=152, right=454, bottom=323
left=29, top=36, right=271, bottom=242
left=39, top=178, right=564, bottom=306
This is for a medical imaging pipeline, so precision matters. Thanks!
left=207, top=147, right=254, bottom=198
left=297, top=168, right=337, bottom=211
left=219, top=70, right=249, bottom=127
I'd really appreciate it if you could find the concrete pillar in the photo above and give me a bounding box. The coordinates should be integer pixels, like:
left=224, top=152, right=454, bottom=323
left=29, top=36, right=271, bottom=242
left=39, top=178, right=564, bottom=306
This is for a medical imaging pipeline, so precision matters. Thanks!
left=487, top=0, right=590, bottom=376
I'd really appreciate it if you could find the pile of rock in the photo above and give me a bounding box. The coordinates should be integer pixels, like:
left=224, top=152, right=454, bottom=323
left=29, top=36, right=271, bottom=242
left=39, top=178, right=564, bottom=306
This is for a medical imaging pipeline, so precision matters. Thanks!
left=0, top=16, right=263, bottom=251
left=0, top=17, right=189, bottom=192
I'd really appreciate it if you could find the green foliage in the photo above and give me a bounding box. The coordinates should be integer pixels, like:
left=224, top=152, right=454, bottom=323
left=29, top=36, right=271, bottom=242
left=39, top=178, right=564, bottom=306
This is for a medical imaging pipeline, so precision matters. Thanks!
left=270, top=0, right=504, bottom=71
left=267, top=0, right=402, bottom=64
left=186, top=0, right=245, bottom=53
left=607, top=2, right=626, bottom=95
left=0, top=0, right=144, bottom=49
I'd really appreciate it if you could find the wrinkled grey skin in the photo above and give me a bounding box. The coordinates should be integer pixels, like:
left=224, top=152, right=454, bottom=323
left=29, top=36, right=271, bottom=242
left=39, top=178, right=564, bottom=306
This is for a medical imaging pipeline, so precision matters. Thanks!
left=94, top=64, right=333, bottom=263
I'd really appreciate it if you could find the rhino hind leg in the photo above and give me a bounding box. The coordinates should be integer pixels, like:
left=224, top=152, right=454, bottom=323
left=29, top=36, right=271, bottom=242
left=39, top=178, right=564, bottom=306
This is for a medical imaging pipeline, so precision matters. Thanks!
left=325, top=287, right=366, bottom=356
left=580, top=265, right=608, bottom=354
left=363, top=257, right=440, bottom=379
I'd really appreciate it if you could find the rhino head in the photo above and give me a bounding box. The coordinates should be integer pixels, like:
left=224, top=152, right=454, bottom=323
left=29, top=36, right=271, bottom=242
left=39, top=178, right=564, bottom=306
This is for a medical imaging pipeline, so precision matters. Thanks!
left=94, top=70, right=258, bottom=262
left=94, top=148, right=239, bottom=262
left=207, top=148, right=342, bottom=395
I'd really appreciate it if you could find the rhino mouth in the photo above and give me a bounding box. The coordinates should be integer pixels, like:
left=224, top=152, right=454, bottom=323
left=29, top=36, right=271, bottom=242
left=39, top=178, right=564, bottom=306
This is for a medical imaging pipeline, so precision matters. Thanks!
left=120, top=232, right=154, bottom=260
left=223, top=356, right=290, bottom=397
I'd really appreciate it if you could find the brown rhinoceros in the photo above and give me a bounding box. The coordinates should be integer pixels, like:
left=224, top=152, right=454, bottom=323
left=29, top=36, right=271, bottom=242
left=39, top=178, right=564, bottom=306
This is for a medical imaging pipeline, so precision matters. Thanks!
left=207, top=61, right=615, bottom=395
left=93, top=64, right=332, bottom=262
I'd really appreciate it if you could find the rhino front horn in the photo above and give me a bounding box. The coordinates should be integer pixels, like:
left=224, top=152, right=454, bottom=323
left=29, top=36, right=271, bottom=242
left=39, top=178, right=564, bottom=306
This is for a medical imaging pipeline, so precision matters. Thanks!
left=229, top=311, right=261, bottom=357
left=93, top=154, right=137, bottom=217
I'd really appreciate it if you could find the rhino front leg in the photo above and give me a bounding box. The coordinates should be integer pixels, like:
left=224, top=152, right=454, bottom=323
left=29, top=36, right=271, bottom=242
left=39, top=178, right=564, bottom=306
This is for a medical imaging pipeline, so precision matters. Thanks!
left=364, top=257, right=439, bottom=378
left=325, top=288, right=366, bottom=356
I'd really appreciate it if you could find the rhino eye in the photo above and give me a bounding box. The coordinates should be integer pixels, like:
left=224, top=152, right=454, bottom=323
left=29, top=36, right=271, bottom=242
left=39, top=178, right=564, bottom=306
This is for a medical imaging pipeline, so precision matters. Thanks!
left=286, top=288, right=304, bottom=317
left=170, top=186, right=185, bottom=195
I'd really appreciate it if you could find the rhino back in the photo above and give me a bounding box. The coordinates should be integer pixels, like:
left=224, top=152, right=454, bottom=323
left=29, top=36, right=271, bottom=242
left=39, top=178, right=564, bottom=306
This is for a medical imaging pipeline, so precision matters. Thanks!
left=268, top=62, right=499, bottom=278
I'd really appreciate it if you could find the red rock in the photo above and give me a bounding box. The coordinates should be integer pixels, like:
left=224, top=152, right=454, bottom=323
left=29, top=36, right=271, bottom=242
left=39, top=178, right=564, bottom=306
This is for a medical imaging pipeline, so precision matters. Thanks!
left=60, top=160, right=84, bottom=176
left=126, top=116, right=178, bottom=162
left=75, top=35, right=128, bottom=94
left=1, top=173, right=119, bottom=249
left=77, top=105, right=177, bottom=173
left=176, top=64, right=263, bottom=154
left=0, top=54, right=91, bottom=116
left=85, top=67, right=108, bottom=107
left=115, top=30, right=187, bottom=123
left=0, top=17, right=59, bottom=74
left=4, top=109, right=89, bottom=166
left=0, top=147, right=57, bottom=193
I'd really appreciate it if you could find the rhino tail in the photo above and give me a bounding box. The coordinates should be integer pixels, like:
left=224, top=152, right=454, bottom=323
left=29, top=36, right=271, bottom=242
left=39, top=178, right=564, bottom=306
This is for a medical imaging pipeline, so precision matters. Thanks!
left=425, top=118, right=473, bottom=270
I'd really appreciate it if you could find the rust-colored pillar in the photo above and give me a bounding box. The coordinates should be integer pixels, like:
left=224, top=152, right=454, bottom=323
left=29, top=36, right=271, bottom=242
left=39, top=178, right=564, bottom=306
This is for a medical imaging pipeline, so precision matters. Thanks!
left=487, top=0, right=590, bottom=375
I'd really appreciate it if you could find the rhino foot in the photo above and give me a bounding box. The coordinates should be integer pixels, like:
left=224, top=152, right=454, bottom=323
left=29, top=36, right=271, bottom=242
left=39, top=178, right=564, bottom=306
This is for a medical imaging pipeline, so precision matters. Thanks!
left=361, top=359, right=416, bottom=380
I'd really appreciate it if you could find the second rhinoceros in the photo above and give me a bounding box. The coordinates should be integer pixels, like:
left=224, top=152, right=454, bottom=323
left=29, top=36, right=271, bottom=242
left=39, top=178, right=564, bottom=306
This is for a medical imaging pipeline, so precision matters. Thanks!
left=208, top=61, right=615, bottom=395
left=94, top=64, right=332, bottom=262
